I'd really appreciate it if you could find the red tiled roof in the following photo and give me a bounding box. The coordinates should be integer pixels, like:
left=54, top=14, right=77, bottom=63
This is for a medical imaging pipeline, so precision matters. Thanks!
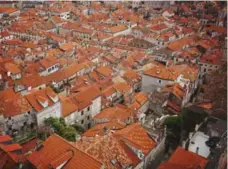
left=4, top=63, right=21, bottom=75
left=61, top=97, right=78, bottom=118
left=39, top=56, right=59, bottom=69
left=93, top=105, right=134, bottom=123
left=69, top=85, right=101, bottom=110
left=21, top=138, right=40, bottom=153
left=0, top=144, right=22, bottom=152
left=19, top=73, right=45, bottom=88
left=158, top=147, right=209, bottom=169
left=0, top=136, right=12, bottom=144
left=114, top=123, right=156, bottom=155
left=0, top=95, right=32, bottom=118
left=95, top=66, right=113, bottom=77
left=25, top=87, right=58, bottom=112
left=75, top=135, right=133, bottom=169
left=113, top=82, right=132, bottom=95
left=27, top=134, right=103, bottom=169
left=83, top=121, right=126, bottom=137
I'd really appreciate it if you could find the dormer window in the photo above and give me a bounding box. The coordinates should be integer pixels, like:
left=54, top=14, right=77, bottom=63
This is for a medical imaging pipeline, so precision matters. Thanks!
left=47, top=91, right=59, bottom=103
left=138, top=151, right=144, bottom=160
left=37, top=95, right=48, bottom=108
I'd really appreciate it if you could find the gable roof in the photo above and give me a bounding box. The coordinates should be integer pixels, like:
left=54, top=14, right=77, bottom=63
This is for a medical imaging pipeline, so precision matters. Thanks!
left=93, top=105, right=134, bottom=123
left=75, top=135, right=134, bottom=169
left=25, top=87, right=59, bottom=112
left=27, top=134, right=103, bottom=169
left=158, top=147, right=209, bottom=169
left=0, top=94, right=32, bottom=118
left=114, top=123, right=156, bottom=155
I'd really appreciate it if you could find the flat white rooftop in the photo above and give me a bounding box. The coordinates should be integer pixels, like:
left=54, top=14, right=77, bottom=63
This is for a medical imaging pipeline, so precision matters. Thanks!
left=188, top=131, right=210, bottom=158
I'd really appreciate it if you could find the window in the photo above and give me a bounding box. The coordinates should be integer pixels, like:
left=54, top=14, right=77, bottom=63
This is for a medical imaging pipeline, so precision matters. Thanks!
left=87, top=107, right=90, bottom=111
left=158, top=80, right=162, bottom=84
left=55, top=65, right=58, bottom=68
left=204, top=68, right=207, bottom=72
left=81, top=120, right=84, bottom=124
left=81, top=111, right=84, bottom=116
left=87, top=116, right=90, bottom=120
left=48, top=68, right=51, bottom=72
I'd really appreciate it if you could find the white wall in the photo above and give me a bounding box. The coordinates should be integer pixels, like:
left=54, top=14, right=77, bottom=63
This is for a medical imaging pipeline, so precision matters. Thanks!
left=142, top=74, right=174, bottom=93
left=91, top=96, right=102, bottom=117
left=37, top=102, right=61, bottom=127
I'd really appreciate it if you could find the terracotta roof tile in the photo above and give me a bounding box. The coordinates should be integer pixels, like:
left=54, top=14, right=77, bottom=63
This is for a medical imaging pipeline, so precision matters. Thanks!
left=27, top=134, right=103, bottom=169
left=114, top=123, right=156, bottom=155
left=95, top=66, right=113, bottom=77
left=93, top=105, right=135, bottom=123
left=0, top=95, right=32, bottom=118
left=113, top=82, right=132, bottom=95
left=61, top=97, right=78, bottom=118
left=25, top=87, right=58, bottom=112
left=83, top=121, right=126, bottom=137
left=158, top=147, right=209, bottom=169
left=0, top=136, right=12, bottom=144
left=75, top=135, right=133, bottom=169
left=4, top=63, right=21, bottom=75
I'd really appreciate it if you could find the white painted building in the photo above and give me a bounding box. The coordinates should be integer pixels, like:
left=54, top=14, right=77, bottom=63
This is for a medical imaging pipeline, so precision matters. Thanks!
left=142, top=74, right=174, bottom=94
left=25, top=87, right=62, bottom=128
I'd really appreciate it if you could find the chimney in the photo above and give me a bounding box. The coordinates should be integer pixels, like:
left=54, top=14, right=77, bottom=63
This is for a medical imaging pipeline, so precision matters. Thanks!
left=36, top=140, right=43, bottom=150
left=102, top=126, right=107, bottom=135
left=66, top=85, right=70, bottom=97
left=196, top=147, right=199, bottom=154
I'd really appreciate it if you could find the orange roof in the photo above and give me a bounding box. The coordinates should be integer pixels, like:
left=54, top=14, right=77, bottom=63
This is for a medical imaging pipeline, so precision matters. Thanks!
left=0, top=88, right=16, bottom=101
left=108, top=24, right=128, bottom=33
left=0, top=143, right=22, bottom=152
left=19, top=73, right=45, bottom=88
left=144, top=65, right=177, bottom=81
left=132, top=92, right=148, bottom=108
left=95, top=66, right=112, bottom=77
left=25, top=87, right=58, bottom=112
left=163, top=83, right=185, bottom=100
left=27, top=134, right=103, bottom=169
left=114, top=123, right=156, bottom=155
left=123, top=69, right=141, bottom=82
left=69, top=85, right=101, bottom=110
left=149, top=23, right=167, bottom=31
left=20, top=42, right=38, bottom=49
left=102, top=86, right=116, bottom=97
left=83, top=121, right=126, bottom=137
left=168, top=36, right=196, bottom=51
left=89, top=71, right=101, bottom=82
left=113, top=82, right=132, bottom=95
left=61, top=97, right=78, bottom=118
left=93, top=105, right=134, bottom=123
left=144, top=64, right=198, bottom=82
left=0, top=7, right=19, bottom=14
left=75, top=135, right=133, bottom=169
left=4, top=63, right=21, bottom=75
left=0, top=135, right=12, bottom=143
left=0, top=95, right=32, bottom=118
left=59, top=43, right=74, bottom=51
left=158, top=147, right=209, bottom=169
left=198, top=102, right=213, bottom=110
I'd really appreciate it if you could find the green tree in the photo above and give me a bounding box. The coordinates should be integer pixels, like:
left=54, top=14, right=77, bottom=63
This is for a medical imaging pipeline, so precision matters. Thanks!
left=71, top=124, right=85, bottom=133
left=44, top=117, right=78, bottom=142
